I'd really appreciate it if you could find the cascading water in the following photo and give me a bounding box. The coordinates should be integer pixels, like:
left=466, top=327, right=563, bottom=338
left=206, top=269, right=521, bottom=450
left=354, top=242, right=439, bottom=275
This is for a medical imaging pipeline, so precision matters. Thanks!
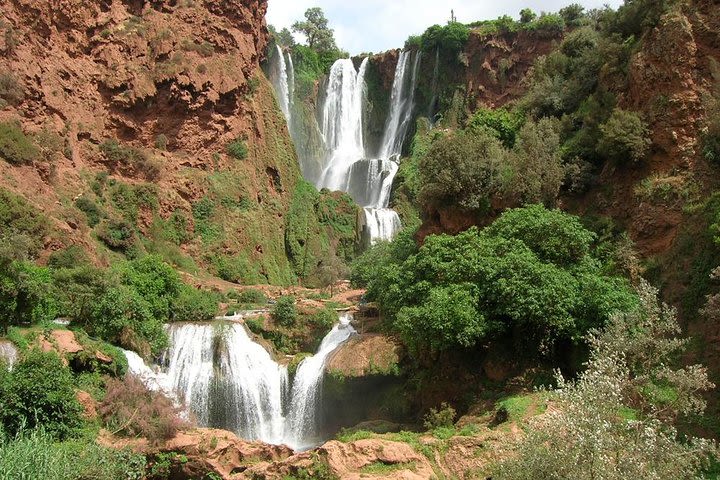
left=428, top=47, right=440, bottom=122
left=125, top=314, right=356, bottom=451
left=271, top=45, right=292, bottom=122
left=285, top=313, right=354, bottom=450
left=268, top=48, right=422, bottom=243
left=0, top=340, right=18, bottom=370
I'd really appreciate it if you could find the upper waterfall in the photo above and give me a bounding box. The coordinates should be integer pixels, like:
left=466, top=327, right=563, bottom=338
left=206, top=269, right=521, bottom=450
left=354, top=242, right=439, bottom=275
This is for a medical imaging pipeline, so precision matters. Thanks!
left=270, top=45, right=292, bottom=123
left=379, top=50, right=422, bottom=160
left=125, top=313, right=356, bottom=451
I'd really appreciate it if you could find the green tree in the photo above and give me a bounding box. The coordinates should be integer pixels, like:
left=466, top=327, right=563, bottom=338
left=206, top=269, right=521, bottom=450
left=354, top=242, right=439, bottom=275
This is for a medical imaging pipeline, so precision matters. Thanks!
left=597, top=107, right=651, bottom=163
left=418, top=129, right=508, bottom=212
left=559, top=3, right=586, bottom=27
left=520, top=8, right=537, bottom=24
left=272, top=295, right=297, bottom=327
left=276, top=27, right=296, bottom=48
left=292, top=8, right=338, bottom=53
left=508, top=118, right=564, bottom=205
left=0, top=350, right=84, bottom=439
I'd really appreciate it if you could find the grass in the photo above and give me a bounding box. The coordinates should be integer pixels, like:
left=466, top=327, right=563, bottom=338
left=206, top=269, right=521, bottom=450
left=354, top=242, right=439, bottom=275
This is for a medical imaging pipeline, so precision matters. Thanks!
left=360, top=461, right=415, bottom=474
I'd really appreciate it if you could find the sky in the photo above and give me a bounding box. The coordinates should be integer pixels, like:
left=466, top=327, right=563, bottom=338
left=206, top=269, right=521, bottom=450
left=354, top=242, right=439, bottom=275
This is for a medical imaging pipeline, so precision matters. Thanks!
left=267, top=0, right=625, bottom=55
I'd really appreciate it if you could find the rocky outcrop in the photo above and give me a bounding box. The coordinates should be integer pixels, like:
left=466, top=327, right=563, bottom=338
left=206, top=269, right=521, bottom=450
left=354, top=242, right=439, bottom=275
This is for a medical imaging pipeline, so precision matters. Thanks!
left=326, top=333, right=400, bottom=377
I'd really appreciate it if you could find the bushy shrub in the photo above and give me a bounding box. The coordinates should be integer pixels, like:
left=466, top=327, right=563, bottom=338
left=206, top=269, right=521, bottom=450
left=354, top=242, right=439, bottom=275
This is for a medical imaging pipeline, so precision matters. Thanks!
left=507, top=118, right=564, bottom=205
left=99, top=375, right=187, bottom=444
left=420, top=22, right=470, bottom=53
left=74, top=195, right=103, bottom=227
left=0, top=350, right=84, bottom=439
left=520, top=8, right=537, bottom=24
left=418, top=129, right=508, bottom=211
left=559, top=4, right=586, bottom=27
left=357, top=206, right=636, bottom=355
left=423, top=402, right=456, bottom=430
left=99, top=139, right=146, bottom=165
left=0, top=188, right=49, bottom=255
left=226, top=138, right=248, bottom=160
left=597, top=108, right=651, bottom=163
left=171, top=285, right=218, bottom=321
left=527, top=13, right=566, bottom=37
left=494, top=281, right=716, bottom=479
left=271, top=295, right=297, bottom=327
left=236, top=288, right=267, bottom=304
left=211, top=254, right=261, bottom=284
left=96, top=217, right=136, bottom=251
left=308, top=307, right=337, bottom=330
left=0, top=121, right=39, bottom=165
left=467, top=107, right=523, bottom=148
left=0, top=260, right=58, bottom=332
left=46, top=245, right=90, bottom=270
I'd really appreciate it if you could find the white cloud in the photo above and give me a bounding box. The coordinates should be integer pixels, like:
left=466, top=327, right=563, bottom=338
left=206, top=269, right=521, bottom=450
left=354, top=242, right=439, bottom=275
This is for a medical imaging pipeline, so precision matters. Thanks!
left=267, top=0, right=625, bottom=54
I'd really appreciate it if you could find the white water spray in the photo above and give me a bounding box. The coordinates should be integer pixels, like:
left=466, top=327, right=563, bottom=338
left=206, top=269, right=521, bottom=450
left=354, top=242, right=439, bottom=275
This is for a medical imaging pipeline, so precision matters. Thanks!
left=271, top=45, right=292, bottom=123
left=125, top=314, right=355, bottom=450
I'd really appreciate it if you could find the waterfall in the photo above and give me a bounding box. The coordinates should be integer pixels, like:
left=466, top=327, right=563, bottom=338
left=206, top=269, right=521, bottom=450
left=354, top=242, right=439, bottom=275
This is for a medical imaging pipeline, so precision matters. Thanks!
left=0, top=340, right=18, bottom=370
left=125, top=314, right=356, bottom=451
left=286, top=51, right=295, bottom=114
left=271, top=45, right=291, bottom=123
left=268, top=50, right=422, bottom=244
left=378, top=50, right=422, bottom=160
left=318, top=58, right=368, bottom=191
left=428, top=47, right=440, bottom=122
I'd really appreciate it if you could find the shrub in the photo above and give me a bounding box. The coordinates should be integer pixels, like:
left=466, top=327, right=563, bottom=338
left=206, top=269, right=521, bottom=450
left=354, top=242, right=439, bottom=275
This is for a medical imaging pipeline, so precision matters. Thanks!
left=423, top=402, right=456, bottom=430
left=420, top=22, right=470, bottom=53
left=559, top=4, right=586, bottom=27
left=114, top=255, right=182, bottom=321
left=0, top=260, right=58, bottom=332
left=226, top=138, right=248, bottom=160
left=271, top=295, right=297, bottom=327
left=597, top=108, right=651, bottom=163
left=47, top=245, right=90, bottom=269
left=0, top=122, right=39, bottom=164
left=154, top=134, right=168, bottom=151
left=0, top=429, right=147, bottom=480
left=418, top=129, right=508, bottom=211
left=467, top=108, right=523, bottom=148
left=527, top=13, right=566, bottom=37
left=508, top=117, right=564, bottom=205
left=96, top=217, right=136, bottom=251
left=74, top=195, right=103, bottom=227
left=0, top=73, right=24, bottom=107
left=99, top=139, right=146, bottom=165
left=90, top=285, right=167, bottom=355
left=171, top=285, right=218, bottom=321
left=99, top=375, right=187, bottom=444
left=308, top=307, right=337, bottom=330
left=520, top=8, right=537, bottom=24
left=493, top=281, right=716, bottom=479
left=0, top=188, right=49, bottom=255
left=0, top=350, right=84, bottom=439
left=236, top=288, right=267, bottom=304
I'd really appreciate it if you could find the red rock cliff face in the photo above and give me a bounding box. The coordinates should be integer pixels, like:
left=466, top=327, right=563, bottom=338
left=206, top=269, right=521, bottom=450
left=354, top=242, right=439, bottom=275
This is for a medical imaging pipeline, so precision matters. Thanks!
left=0, top=0, right=303, bottom=281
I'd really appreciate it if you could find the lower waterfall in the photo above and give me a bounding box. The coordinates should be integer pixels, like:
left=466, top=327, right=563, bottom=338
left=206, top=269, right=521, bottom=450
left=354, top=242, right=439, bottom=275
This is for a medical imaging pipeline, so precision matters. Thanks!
left=124, top=312, right=356, bottom=451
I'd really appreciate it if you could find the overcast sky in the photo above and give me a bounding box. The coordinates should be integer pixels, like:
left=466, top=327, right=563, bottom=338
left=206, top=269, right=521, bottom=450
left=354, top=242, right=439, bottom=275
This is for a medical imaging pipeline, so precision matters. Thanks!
left=267, top=0, right=625, bottom=54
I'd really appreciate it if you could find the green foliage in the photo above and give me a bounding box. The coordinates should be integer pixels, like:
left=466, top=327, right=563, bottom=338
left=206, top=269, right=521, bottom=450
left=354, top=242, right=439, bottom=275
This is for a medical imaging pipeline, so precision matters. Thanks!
left=171, top=285, right=218, bottom=321
left=226, top=138, right=248, bottom=160
left=418, top=129, right=508, bottom=212
left=211, top=253, right=261, bottom=284
left=526, top=13, right=566, bottom=37
left=559, top=4, right=586, bottom=27
left=271, top=295, right=297, bottom=327
left=0, top=351, right=84, bottom=439
left=423, top=402, right=456, bottom=430
left=0, top=428, right=146, bottom=480
left=236, top=288, right=267, bottom=305
left=308, top=307, right=337, bottom=331
left=494, top=281, right=717, bottom=479
left=597, top=108, right=651, bottom=163
left=292, top=7, right=338, bottom=53
left=508, top=117, right=564, bottom=205
left=0, top=188, right=49, bottom=256
left=0, top=260, right=58, bottom=332
left=74, top=195, right=103, bottom=227
left=357, top=206, right=636, bottom=355
left=520, top=8, right=537, bottom=24
left=467, top=107, right=523, bottom=148
left=96, top=217, right=136, bottom=252
left=419, top=22, right=470, bottom=53
left=99, top=139, right=146, bottom=165
left=0, top=122, right=38, bottom=165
